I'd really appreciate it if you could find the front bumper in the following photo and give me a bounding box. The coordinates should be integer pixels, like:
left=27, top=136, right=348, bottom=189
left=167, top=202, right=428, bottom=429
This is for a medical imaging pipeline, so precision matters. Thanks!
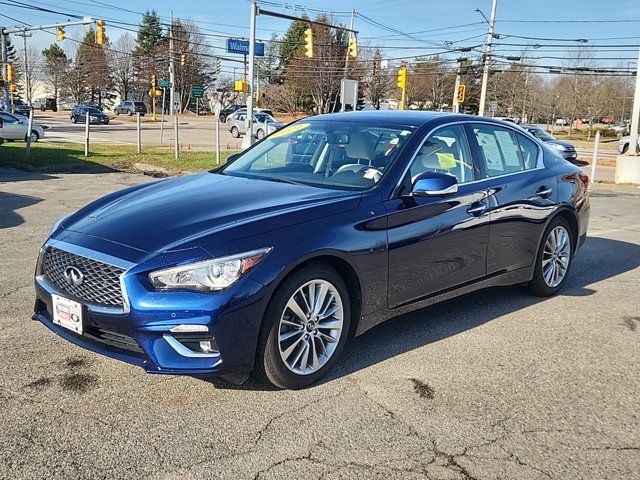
left=33, top=239, right=269, bottom=376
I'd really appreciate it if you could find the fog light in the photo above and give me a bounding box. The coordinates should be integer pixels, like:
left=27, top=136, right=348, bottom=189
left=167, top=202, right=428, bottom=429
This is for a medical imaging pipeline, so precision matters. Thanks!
left=199, top=340, right=216, bottom=353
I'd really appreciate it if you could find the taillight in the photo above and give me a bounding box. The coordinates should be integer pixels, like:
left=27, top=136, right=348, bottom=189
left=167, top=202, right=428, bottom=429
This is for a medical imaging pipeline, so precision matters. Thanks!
left=578, top=172, right=589, bottom=187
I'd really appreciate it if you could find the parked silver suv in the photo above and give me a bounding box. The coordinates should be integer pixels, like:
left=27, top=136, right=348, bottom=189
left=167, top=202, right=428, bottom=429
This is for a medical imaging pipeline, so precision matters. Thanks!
left=227, top=110, right=284, bottom=139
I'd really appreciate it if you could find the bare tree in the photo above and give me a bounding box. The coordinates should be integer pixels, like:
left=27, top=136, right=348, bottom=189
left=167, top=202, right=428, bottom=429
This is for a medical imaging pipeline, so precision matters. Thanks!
left=20, top=46, right=41, bottom=103
left=362, top=48, right=391, bottom=109
left=110, top=33, right=135, bottom=101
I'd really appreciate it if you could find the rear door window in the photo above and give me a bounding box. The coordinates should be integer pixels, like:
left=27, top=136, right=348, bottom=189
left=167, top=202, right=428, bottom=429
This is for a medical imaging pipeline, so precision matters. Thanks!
left=471, top=125, right=527, bottom=177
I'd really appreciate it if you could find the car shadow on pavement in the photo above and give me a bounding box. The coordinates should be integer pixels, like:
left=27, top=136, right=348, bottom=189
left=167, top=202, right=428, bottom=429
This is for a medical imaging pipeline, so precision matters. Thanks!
left=199, top=236, right=639, bottom=391
left=0, top=192, right=43, bottom=229
left=0, top=167, right=58, bottom=183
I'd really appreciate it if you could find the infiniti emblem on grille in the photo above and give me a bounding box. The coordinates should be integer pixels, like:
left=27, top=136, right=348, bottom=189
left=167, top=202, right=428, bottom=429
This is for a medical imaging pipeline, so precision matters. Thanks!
left=63, top=266, right=85, bottom=286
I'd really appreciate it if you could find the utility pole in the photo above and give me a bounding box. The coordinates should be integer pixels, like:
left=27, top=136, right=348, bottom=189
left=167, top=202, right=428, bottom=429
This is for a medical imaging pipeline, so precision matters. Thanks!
left=1, top=29, right=10, bottom=111
left=169, top=10, right=175, bottom=116
left=341, top=9, right=356, bottom=112
left=15, top=30, right=32, bottom=104
left=478, top=0, right=498, bottom=117
left=627, top=47, right=640, bottom=156
left=242, top=0, right=257, bottom=149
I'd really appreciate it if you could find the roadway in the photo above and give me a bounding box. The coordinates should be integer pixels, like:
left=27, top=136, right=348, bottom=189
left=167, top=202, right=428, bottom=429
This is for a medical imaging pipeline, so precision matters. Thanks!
left=0, top=167, right=639, bottom=479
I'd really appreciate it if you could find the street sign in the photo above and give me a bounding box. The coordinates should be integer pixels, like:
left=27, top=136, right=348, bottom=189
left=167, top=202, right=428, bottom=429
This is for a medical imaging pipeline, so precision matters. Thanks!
left=489, top=101, right=498, bottom=113
left=158, top=79, right=172, bottom=89
left=226, top=38, right=265, bottom=57
left=191, top=84, right=205, bottom=99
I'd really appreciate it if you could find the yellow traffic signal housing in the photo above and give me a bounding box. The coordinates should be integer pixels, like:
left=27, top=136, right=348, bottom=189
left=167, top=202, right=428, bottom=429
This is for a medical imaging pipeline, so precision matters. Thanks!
left=57, top=26, right=65, bottom=41
left=234, top=80, right=248, bottom=93
left=456, top=84, right=466, bottom=104
left=348, top=36, right=358, bottom=58
left=96, top=20, right=105, bottom=45
left=180, top=54, right=186, bottom=66
left=397, top=68, right=407, bottom=90
left=6, top=64, right=15, bottom=82
left=304, top=27, right=313, bottom=58
left=9, top=84, right=17, bottom=92
left=151, top=75, right=157, bottom=88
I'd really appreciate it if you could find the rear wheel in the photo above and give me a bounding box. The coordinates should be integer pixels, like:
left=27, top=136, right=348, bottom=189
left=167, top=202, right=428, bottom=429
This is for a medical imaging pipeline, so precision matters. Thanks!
left=25, top=131, right=39, bottom=143
left=230, top=126, right=240, bottom=138
left=526, top=217, right=574, bottom=296
left=127, top=109, right=133, bottom=116
left=256, top=264, right=351, bottom=389
left=71, top=116, right=77, bottom=124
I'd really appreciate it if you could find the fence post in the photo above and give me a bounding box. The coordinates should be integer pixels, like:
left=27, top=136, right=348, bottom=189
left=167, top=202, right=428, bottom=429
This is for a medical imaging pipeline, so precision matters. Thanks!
left=136, top=112, right=141, bottom=154
left=25, top=107, right=34, bottom=160
left=84, top=110, right=90, bottom=157
left=591, top=131, right=600, bottom=184
left=174, top=115, right=179, bottom=160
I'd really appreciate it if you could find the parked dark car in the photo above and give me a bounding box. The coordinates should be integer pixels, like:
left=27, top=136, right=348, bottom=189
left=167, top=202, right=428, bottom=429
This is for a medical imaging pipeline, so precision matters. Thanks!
left=218, top=104, right=246, bottom=123
left=33, top=98, right=58, bottom=112
left=12, top=99, right=31, bottom=116
left=114, top=100, right=147, bottom=116
left=522, top=125, right=578, bottom=162
left=70, top=106, right=110, bottom=125
left=34, top=112, right=590, bottom=389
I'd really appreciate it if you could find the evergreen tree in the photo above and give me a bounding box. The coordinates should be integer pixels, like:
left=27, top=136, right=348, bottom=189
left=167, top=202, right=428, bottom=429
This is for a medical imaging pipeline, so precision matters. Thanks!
left=279, top=16, right=309, bottom=71
left=134, top=10, right=163, bottom=55
left=42, top=43, right=70, bottom=103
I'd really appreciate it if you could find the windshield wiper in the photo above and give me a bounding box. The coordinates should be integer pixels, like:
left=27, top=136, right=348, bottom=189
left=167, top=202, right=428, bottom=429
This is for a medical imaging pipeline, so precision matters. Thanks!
left=263, top=176, right=300, bottom=185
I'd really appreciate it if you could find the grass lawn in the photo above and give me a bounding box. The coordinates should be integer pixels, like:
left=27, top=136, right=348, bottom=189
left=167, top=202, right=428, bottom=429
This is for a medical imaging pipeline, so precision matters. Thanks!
left=0, top=142, right=238, bottom=174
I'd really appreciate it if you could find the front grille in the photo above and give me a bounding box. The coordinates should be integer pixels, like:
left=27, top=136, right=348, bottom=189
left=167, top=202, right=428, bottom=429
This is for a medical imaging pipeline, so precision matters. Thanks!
left=84, top=325, right=143, bottom=353
left=43, top=247, right=125, bottom=308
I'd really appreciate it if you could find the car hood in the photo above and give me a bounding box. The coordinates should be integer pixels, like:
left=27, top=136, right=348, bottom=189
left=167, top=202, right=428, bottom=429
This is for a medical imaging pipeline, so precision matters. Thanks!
left=63, top=172, right=362, bottom=253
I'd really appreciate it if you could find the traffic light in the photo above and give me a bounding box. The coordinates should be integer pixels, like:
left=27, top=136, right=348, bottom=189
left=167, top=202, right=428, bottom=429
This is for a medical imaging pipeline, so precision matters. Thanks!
left=348, top=36, right=358, bottom=58
left=180, top=54, right=186, bottom=66
left=96, top=20, right=105, bottom=45
left=234, top=80, right=248, bottom=93
left=151, top=75, right=157, bottom=89
left=6, top=64, right=14, bottom=82
left=456, top=84, right=466, bottom=104
left=57, top=26, right=65, bottom=42
left=397, top=68, right=407, bottom=90
left=304, top=27, right=313, bottom=58
left=215, top=58, right=221, bottom=74
left=9, top=84, right=16, bottom=92
left=372, top=59, right=380, bottom=75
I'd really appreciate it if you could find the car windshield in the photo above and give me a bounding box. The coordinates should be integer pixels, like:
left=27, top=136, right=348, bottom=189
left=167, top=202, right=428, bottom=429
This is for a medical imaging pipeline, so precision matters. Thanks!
left=529, top=128, right=555, bottom=141
left=255, top=113, right=276, bottom=123
left=87, top=108, right=101, bottom=114
left=134, top=102, right=145, bottom=107
left=221, top=120, right=414, bottom=190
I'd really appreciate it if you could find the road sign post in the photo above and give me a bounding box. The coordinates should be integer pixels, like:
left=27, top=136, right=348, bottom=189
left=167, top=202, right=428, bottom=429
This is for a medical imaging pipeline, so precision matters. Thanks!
left=84, top=110, right=90, bottom=157
left=136, top=112, right=141, bottom=154
left=160, top=88, right=166, bottom=147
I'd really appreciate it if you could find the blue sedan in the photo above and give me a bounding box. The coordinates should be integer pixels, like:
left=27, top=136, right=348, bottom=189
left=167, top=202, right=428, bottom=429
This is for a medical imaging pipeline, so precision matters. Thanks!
left=33, top=111, right=590, bottom=389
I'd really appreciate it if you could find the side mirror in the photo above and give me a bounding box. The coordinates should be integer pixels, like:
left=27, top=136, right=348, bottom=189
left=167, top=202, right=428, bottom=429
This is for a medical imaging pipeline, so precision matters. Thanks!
left=411, top=171, right=458, bottom=197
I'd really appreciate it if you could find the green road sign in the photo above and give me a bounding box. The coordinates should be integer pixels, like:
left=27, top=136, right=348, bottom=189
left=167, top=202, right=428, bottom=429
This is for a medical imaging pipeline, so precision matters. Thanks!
left=158, top=79, right=172, bottom=89
left=191, top=84, right=205, bottom=98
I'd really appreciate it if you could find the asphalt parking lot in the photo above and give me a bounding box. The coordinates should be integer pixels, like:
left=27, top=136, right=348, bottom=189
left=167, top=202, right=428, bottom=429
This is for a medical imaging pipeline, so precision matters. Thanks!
left=1, top=168, right=639, bottom=480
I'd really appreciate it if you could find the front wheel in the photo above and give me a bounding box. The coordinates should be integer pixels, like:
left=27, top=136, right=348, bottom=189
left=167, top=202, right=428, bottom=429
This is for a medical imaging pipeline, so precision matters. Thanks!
left=71, top=116, right=77, bottom=124
left=26, top=131, right=39, bottom=143
left=526, top=217, right=574, bottom=296
left=256, top=128, right=265, bottom=140
left=127, top=109, right=133, bottom=116
left=230, top=126, right=240, bottom=138
left=256, top=264, right=351, bottom=389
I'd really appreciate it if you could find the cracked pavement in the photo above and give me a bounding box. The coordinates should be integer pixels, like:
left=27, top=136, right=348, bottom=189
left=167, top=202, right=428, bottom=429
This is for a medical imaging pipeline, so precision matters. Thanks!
left=1, top=168, right=639, bottom=479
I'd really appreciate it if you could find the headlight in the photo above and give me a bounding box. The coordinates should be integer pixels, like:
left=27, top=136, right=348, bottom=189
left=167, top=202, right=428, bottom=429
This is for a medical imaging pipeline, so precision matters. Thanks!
left=50, top=213, right=72, bottom=235
left=550, top=143, right=567, bottom=151
left=149, top=248, right=272, bottom=291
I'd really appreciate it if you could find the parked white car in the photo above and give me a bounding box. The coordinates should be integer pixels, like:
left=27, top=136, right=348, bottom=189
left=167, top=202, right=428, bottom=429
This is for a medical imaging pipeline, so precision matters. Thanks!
left=0, top=111, right=45, bottom=142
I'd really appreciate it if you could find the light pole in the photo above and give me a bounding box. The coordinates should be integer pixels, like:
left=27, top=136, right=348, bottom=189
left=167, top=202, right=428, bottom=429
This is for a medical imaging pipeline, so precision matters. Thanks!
left=476, top=0, right=498, bottom=117
left=241, top=1, right=257, bottom=149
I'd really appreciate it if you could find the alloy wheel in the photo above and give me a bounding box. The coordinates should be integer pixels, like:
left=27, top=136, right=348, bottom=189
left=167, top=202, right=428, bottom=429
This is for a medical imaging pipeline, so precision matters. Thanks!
left=542, top=226, right=571, bottom=287
left=278, top=279, right=344, bottom=375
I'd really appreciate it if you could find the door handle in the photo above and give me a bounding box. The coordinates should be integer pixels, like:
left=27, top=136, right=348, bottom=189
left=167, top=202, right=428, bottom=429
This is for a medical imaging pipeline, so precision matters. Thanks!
left=467, top=202, right=487, bottom=216
left=536, top=185, right=553, bottom=198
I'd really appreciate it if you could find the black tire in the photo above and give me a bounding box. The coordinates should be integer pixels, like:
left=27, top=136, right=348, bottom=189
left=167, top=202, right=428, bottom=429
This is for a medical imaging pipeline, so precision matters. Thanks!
left=25, top=131, right=39, bottom=142
left=219, top=115, right=226, bottom=123
left=255, top=263, right=352, bottom=389
left=40, top=106, right=45, bottom=112
left=71, top=116, right=77, bottom=124
left=622, top=143, right=629, bottom=154
left=525, top=216, right=574, bottom=297
left=115, top=109, right=119, bottom=116
left=230, top=126, right=240, bottom=138
left=127, top=109, right=133, bottom=116
left=256, top=129, right=265, bottom=140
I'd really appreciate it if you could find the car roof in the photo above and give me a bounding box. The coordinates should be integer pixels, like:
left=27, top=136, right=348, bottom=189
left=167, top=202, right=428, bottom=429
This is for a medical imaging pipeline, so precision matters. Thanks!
left=307, top=111, right=526, bottom=130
